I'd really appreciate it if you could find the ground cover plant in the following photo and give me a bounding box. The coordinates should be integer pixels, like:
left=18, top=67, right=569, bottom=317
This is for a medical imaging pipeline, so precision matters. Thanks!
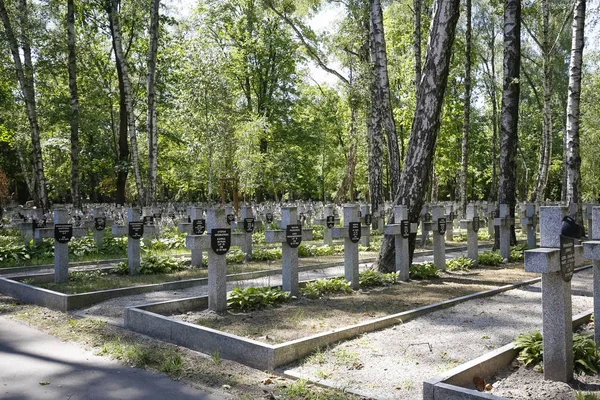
left=446, top=257, right=475, bottom=271
left=409, top=262, right=439, bottom=280
left=479, top=250, right=504, bottom=266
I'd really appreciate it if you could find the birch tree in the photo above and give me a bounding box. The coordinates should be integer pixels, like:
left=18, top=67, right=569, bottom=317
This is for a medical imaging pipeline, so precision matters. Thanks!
left=565, top=0, right=585, bottom=223
left=377, top=0, right=461, bottom=271
left=67, top=0, right=80, bottom=209
left=459, top=0, right=472, bottom=215
left=0, top=0, right=49, bottom=210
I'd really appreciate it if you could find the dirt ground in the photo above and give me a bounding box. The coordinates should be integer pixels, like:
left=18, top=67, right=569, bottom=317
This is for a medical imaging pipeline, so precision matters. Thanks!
left=173, top=262, right=537, bottom=344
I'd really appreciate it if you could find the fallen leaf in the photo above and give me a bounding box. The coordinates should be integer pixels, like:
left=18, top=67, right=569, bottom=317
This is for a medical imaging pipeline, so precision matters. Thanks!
left=473, top=376, right=486, bottom=391
left=262, top=378, right=273, bottom=385
left=39, top=382, right=50, bottom=386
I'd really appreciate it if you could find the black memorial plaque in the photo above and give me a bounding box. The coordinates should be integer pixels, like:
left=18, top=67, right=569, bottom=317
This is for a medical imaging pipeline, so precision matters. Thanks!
left=32, top=218, right=46, bottom=232
left=473, top=216, right=480, bottom=233
left=286, top=224, right=302, bottom=248
left=326, top=216, right=335, bottom=229
left=143, top=216, right=155, bottom=226
left=211, top=228, right=231, bottom=255
left=401, top=220, right=410, bottom=239
left=54, top=224, right=73, bottom=243
left=243, top=218, right=255, bottom=233
left=266, top=213, right=274, bottom=223
left=437, top=218, right=447, bottom=235
left=349, top=222, right=361, bottom=243
left=560, top=235, right=575, bottom=283
left=365, top=214, right=372, bottom=225
left=227, top=214, right=235, bottom=225
left=128, top=222, right=144, bottom=240
left=153, top=213, right=162, bottom=220
left=94, top=217, right=106, bottom=231
left=192, top=219, right=206, bottom=235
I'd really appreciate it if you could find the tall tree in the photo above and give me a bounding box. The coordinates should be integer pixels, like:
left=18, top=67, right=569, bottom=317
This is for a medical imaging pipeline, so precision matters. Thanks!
left=0, top=0, right=49, bottom=209
left=459, top=0, right=472, bottom=215
left=565, top=0, right=585, bottom=223
left=106, top=0, right=145, bottom=205
left=67, top=0, right=81, bottom=209
left=413, top=0, right=422, bottom=88
left=497, top=0, right=521, bottom=241
left=377, top=0, right=461, bottom=271
left=146, top=0, right=160, bottom=205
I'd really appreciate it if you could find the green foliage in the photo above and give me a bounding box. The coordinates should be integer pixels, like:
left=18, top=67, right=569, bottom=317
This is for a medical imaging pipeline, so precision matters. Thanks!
left=478, top=232, right=493, bottom=241
left=300, top=277, right=352, bottom=299
left=409, top=262, right=439, bottom=280
left=116, top=255, right=185, bottom=275
left=510, top=244, right=529, bottom=262
left=446, top=257, right=474, bottom=271
left=69, top=236, right=99, bottom=257
left=298, top=244, right=344, bottom=257
left=0, top=243, right=31, bottom=263
left=114, top=262, right=129, bottom=275
left=359, top=269, right=398, bottom=287
left=226, top=249, right=245, bottom=264
left=478, top=251, right=504, bottom=266
left=311, top=225, right=324, bottom=241
left=252, top=232, right=266, bottom=245
left=149, top=231, right=186, bottom=251
left=514, top=330, right=544, bottom=367
left=455, top=233, right=468, bottom=242
left=227, top=286, right=290, bottom=312
left=250, top=247, right=282, bottom=261
left=69, top=270, right=108, bottom=285
left=515, top=331, right=600, bottom=375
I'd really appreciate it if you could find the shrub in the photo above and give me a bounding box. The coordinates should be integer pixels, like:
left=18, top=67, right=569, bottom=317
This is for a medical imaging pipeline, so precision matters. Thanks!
left=252, top=232, right=266, bottom=245
left=99, top=236, right=128, bottom=256
left=409, top=262, right=439, bottom=280
left=311, top=225, right=324, bottom=241
left=478, top=232, right=492, bottom=241
left=300, top=277, right=352, bottom=299
left=478, top=250, right=504, bottom=266
left=510, top=244, right=529, bottom=262
left=455, top=233, right=468, bottom=242
left=514, top=330, right=543, bottom=367
left=227, top=286, right=289, bottom=312
left=446, top=257, right=474, bottom=271
left=250, top=247, right=282, bottom=261
left=359, top=269, right=398, bottom=287
left=69, top=236, right=99, bottom=257
left=114, top=261, right=129, bottom=275
left=0, top=243, right=31, bottom=263
left=117, top=255, right=186, bottom=275
left=298, top=244, right=343, bottom=257
left=226, top=249, right=245, bottom=264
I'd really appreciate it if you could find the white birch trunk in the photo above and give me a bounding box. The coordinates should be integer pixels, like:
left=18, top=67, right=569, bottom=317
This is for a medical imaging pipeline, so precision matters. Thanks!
left=459, top=0, right=472, bottom=215
left=146, top=0, right=160, bottom=205
left=67, top=0, right=81, bottom=209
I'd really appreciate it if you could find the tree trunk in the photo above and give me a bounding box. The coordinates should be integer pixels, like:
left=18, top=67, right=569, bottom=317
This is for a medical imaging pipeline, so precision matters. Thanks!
left=146, top=0, right=160, bottom=205
left=67, top=0, right=81, bottom=209
left=530, top=0, right=552, bottom=203
left=565, top=0, right=586, bottom=224
left=107, top=0, right=145, bottom=205
left=459, top=0, right=472, bottom=215
left=335, top=102, right=359, bottom=204
left=377, top=0, right=461, bottom=272
left=0, top=0, right=49, bottom=210
left=368, top=82, right=384, bottom=212
left=413, top=0, right=422, bottom=89
left=496, top=0, right=521, bottom=243
left=371, top=0, right=401, bottom=199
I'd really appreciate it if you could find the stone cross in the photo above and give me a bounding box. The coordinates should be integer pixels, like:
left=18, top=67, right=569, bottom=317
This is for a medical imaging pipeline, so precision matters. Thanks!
left=184, top=207, right=206, bottom=268
left=265, top=207, right=313, bottom=296
left=141, top=207, right=158, bottom=247
left=586, top=203, right=594, bottom=238
left=112, top=208, right=144, bottom=276
left=494, top=204, right=513, bottom=261
left=445, top=204, right=455, bottom=242
left=420, top=204, right=430, bottom=248
left=424, top=205, right=446, bottom=271
left=524, top=206, right=573, bottom=382
left=487, top=203, right=496, bottom=237
left=238, top=206, right=260, bottom=257
left=331, top=204, right=370, bottom=289
left=384, top=205, right=417, bottom=281
left=360, top=204, right=372, bottom=248
left=92, top=208, right=113, bottom=248
left=314, top=204, right=339, bottom=246
left=582, top=206, right=600, bottom=347
left=520, top=203, right=538, bottom=249
left=459, top=204, right=479, bottom=266
left=35, top=209, right=86, bottom=283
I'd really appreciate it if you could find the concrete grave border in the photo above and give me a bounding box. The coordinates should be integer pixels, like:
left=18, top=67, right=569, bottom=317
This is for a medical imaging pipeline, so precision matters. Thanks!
left=422, top=309, right=593, bottom=400
left=124, top=265, right=592, bottom=371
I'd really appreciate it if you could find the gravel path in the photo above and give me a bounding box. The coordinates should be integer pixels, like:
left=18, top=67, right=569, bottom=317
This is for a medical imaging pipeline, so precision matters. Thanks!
left=281, top=269, right=594, bottom=400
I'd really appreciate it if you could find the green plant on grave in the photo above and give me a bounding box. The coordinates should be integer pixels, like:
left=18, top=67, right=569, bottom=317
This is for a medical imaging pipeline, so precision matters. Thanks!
left=225, top=249, right=245, bottom=264
left=455, top=233, right=468, bottom=242
left=252, top=231, right=266, bottom=244
left=514, top=330, right=543, bottom=367
left=311, top=224, right=324, bottom=240
left=409, top=262, right=439, bottom=280
left=478, top=250, right=504, bottom=266
left=300, top=277, right=352, bottom=299
left=576, top=391, right=600, bottom=400
left=478, top=232, right=493, bottom=241
left=69, top=236, right=99, bottom=257
left=359, top=268, right=398, bottom=287
left=510, top=244, right=529, bottom=262
left=446, top=257, right=474, bottom=271
left=99, top=236, right=128, bottom=256
left=114, top=261, right=129, bottom=275
left=297, top=244, right=343, bottom=257
left=226, top=286, right=290, bottom=312
left=250, top=247, right=282, bottom=261
left=149, top=232, right=186, bottom=251
left=0, top=243, right=31, bottom=264
left=130, top=255, right=185, bottom=275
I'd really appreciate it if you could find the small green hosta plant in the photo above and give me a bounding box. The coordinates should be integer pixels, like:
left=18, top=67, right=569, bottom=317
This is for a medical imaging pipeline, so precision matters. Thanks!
left=446, top=257, right=474, bottom=271
left=250, top=247, right=282, bottom=261
left=116, top=255, right=185, bottom=275
left=359, top=269, right=398, bottom=287
left=300, top=277, right=352, bottom=299
left=478, top=250, right=504, bottom=266
left=0, top=243, right=31, bottom=263
left=509, top=244, right=529, bottom=262
left=478, top=232, right=493, bottom=241
left=409, top=262, right=439, bottom=280
left=225, top=249, right=245, bottom=264
left=227, top=286, right=290, bottom=312
left=514, top=330, right=543, bottom=367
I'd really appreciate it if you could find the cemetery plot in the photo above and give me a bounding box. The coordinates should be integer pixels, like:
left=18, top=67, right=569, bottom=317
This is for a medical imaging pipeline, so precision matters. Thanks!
left=170, top=263, right=538, bottom=345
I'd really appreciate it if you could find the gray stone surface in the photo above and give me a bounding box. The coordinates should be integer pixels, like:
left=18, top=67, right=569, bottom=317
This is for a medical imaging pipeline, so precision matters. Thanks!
left=432, top=205, right=446, bottom=271
left=206, top=208, right=228, bottom=313
left=539, top=206, right=565, bottom=248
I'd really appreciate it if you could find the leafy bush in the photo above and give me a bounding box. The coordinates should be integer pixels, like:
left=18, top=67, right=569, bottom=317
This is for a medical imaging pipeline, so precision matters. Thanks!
left=300, top=277, right=352, bottom=299
left=510, top=244, right=529, bottom=262
left=446, top=257, right=474, bottom=271
left=149, top=232, right=186, bottom=251
left=479, top=250, right=504, bottom=266
left=99, top=236, right=128, bottom=256
left=478, top=232, right=492, bottom=241
left=226, top=249, right=245, bottom=264
left=251, top=247, right=282, bottom=261
left=298, top=244, right=343, bottom=257
left=370, top=229, right=382, bottom=237
left=311, top=225, right=324, bottom=241
left=359, top=269, right=398, bottom=287
left=114, top=261, right=129, bottom=275
left=69, top=270, right=108, bottom=285
left=455, top=233, right=468, bottom=242
left=252, top=232, right=266, bottom=245
left=515, top=330, right=600, bottom=375
left=409, top=262, right=439, bottom=280
left=514, top=330, right=543, bottom=367
left=0, top=243, right=31, bottom=263
left=227, top=286, right=290, bottom=312
left=115, top=255, right=185, bottom=275
left=28, top=239, right=54, bottom=259
left=69, top=236, right=99, bottom=257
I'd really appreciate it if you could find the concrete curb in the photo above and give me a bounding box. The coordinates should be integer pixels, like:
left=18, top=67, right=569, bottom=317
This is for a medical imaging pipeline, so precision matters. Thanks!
left=124, top=264, right=590, bottom=371
left=422, top=309, right=593, bottom=400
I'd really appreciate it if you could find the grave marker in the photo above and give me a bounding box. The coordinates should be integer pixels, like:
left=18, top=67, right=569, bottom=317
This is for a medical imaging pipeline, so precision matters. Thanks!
left=459, top=204, right=479, bottom=266
left=494, top=204, right=513, bottom=261
left=314, top=205, right=339, bottom=246
left=112, top=208, right=143, bottom=275
left=384, top=205, right=417, bottom=281
left=423, top=205, right=446, bottom=271
left=582, top=206, right=600, bottom=347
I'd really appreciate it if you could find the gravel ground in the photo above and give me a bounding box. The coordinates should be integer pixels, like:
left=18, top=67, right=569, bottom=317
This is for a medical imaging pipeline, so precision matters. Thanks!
left=281, top=269, right=594, bottom=400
